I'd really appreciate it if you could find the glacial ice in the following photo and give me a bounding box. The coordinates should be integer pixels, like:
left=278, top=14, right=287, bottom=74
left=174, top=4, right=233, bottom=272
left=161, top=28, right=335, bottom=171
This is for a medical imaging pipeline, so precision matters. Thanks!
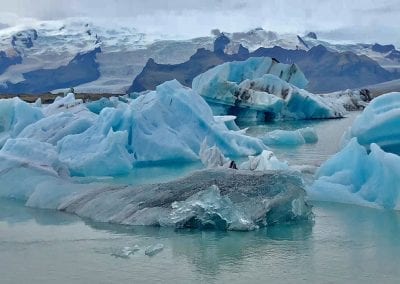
left=309, top=138, right=400, bottom=209
left=0, top=81, right=266, bottom=177
left=239, top=150, right=289, bottom=171
left=262, top=127, right=318, bottom=146
left=127, top=80, right=265, bottom=162
left=192, top=57, right=346, bottom=121
left=18, top=111, right=95, bottom=145
left=0, top=148, right=313, bottom=231
left=342, top=92, right=400, bottom=155
left=199, top=140, right=231, bottom=168
left=0, top=98, right=43, bottom=147
left=309, top=92, right=400, bottom=209
left=144, top=244, right=164, bottom=256
left=0, top=78, right=317, bottom=230
left=61, top=169, right=313, bottom=230
left=170, top=185, right=256, bottom=230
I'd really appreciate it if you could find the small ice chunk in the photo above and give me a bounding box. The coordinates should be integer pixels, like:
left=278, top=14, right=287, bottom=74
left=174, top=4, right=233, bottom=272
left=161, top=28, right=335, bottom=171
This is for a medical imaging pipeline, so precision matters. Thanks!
left=111, top=245, right=140, bottom=259
left=199, top=139, right=231, bottom=168
left=144, top=244, right=164, bottom=256
left=239, top=150, right=289, bottom=171
left=213, top=115, right=240, bottom=131
left=262, top=127, right=318, bottom=146
left=298, top=127, right=318, bottom=143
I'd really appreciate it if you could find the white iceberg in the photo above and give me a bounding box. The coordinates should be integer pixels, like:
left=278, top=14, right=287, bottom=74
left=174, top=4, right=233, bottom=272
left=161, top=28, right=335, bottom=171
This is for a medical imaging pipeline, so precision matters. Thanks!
left=239, top=150, right=289, bottom=171
left=192, top=57, right=346, bottom=121
left=199, top=140, right=231, bottom=169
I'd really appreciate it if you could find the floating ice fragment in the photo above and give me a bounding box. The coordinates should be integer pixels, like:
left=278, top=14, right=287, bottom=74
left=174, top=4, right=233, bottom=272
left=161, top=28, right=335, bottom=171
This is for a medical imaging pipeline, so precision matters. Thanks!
left=262, top=127, right=318, bottom=146
left=144, top=244, right=164, bottom=256
left=239, top=150, right=289, bottom=171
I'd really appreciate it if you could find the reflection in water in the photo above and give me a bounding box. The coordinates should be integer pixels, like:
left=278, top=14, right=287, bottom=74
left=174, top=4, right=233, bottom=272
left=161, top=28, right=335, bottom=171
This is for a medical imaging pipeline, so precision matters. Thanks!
left=0, top=198, right=79, bottom=226
left=1, top=197, right=400, bottom=283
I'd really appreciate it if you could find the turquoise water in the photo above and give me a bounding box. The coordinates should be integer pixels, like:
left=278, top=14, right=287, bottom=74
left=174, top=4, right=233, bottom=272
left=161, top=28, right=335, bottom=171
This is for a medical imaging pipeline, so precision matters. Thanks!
left=2, top=112, right=400, bottom=283
left=1, top=199, right=399, bottom=283
left=244, top=112, right=360, bottom=166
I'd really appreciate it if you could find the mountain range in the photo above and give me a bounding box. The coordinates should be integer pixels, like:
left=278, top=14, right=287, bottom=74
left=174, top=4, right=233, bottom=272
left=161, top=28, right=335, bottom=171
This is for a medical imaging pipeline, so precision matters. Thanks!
left=0, top=19, right=399, bottom=94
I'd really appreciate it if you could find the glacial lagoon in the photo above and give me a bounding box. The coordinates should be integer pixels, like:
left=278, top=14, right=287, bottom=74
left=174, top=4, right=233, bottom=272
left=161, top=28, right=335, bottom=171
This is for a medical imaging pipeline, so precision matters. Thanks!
left=2, top=112, right=399, bottom=283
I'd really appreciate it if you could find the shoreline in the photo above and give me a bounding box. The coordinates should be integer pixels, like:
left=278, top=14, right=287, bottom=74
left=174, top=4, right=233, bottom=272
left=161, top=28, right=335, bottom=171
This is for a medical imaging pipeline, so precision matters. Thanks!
left=0, top=93, right=125, bottom=104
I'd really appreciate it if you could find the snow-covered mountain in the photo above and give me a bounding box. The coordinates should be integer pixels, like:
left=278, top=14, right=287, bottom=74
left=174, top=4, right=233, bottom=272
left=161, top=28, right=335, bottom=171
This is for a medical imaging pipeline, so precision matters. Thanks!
left=0, top=18, right=399, bottom=94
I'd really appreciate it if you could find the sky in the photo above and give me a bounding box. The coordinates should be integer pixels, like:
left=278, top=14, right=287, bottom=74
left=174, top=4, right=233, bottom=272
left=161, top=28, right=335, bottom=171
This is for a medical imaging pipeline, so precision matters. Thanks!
left=0, top=0, right=399, bottom=45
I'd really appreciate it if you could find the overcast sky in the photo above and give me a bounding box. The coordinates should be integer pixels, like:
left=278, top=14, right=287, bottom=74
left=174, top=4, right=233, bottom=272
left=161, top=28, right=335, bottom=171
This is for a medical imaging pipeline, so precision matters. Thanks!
left=1, top=0, right=399, bottom=45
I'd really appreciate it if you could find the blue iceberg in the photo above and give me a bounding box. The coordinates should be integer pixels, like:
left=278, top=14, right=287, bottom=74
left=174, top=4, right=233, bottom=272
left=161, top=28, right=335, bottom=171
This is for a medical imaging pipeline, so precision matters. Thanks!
left=342, top=92, right=400, bottom=155
left=262, top=127, right=318, bottom=146
left=310, top=92, right=400, bottom=209
left=192, top=57, right=346, bottom=121
left=1, top=80, right=266, bottom=177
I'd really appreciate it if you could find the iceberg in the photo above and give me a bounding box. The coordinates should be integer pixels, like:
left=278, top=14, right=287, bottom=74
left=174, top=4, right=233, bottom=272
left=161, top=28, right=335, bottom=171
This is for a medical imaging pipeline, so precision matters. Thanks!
left=262, top=127, right=318, bottom=146
left=192, top=57, right=346, bottom=121
left=57, top=169, right=313, bottom=230
left=342, top=92, right=400, bottom=155
left=18, top=111, right=95, bottom=145
left=86, top=97, right=117, bottom=114
left=1, top=81, right=266, bottom=177
left=144, top=244, right=164, bottom=257
left=309, top=139, right=400, bottom=209
left=310, top=92, right=400, bottom=210
left=127, top=80, right=265, bottom=162
left=0, top=146, right=313, bottom=231
left=239, top=150, right=289, bottom=171
left=0, top=98, right=43, bottom=147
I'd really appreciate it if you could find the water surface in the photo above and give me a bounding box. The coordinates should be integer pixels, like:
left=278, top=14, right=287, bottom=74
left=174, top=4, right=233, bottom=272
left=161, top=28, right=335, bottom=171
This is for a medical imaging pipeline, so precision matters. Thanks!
left=1, top=199, right=399, bottom=283
left=2, top=111, right=398, bottom=283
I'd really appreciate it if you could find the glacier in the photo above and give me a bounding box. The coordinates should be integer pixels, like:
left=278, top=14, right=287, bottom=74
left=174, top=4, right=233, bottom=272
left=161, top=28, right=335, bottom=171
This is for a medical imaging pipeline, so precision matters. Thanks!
left=310, top=92, right=400, bottom=209
left=192, top=57, right=347, bottom=121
